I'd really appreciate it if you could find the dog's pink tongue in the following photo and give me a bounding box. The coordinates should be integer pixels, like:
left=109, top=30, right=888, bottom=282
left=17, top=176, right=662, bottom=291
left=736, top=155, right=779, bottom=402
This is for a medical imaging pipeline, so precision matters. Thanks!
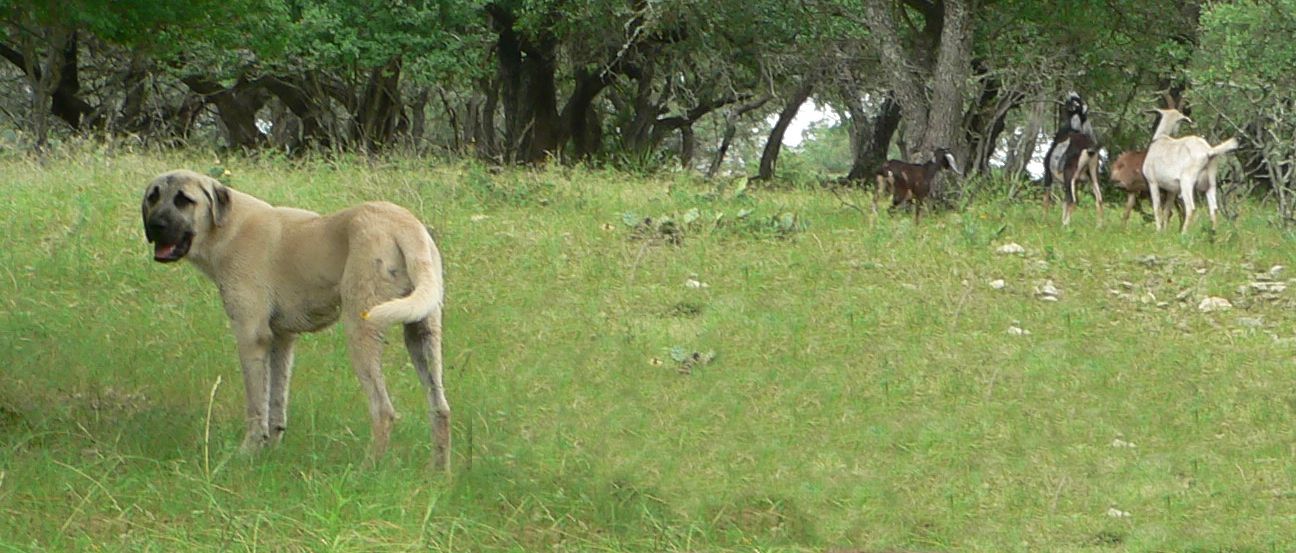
left=155, top=243, right=176, bottom=258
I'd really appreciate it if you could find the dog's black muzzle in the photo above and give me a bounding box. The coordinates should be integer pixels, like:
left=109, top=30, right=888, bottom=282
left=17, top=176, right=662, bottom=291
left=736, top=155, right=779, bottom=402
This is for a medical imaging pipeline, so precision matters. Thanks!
left=144, top=215, right=193, bottom=263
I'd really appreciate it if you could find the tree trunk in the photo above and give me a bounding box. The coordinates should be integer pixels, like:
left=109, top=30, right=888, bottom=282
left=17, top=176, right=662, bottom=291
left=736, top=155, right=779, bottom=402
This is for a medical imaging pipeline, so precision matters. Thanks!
left=622, top=60, right=659, bottom=157
left=410, top=88, right=430, bottom=150
left=862, top=0, right=974, bottom=181
left=518, top=41, right=561, bottom=162
left=115, top=54, right=151, bottom=134
left=1, top=29, right=101, bottom=138
left=920, top=0, right=973, bottom=164
left=49, top=30, right=93, bottom=132
left=1005, top=97, right=1046, bottom=179
left=755, top=81, right=814, bottom=181
left=962, top=60, right=1023, bottom=175
left=477, top=77, right=500, bottom=159
left=679, top=125, right=695, bottom=170
left=489, top=3, right=563, bottom=163
left=845, top=95, right=901, bottom=182
left=707, top=94, right=771, bottom=178
left=260, top=75, right=331, bottom=149
left=353, top=59, right=403, bottom=152
left=561, top=68, right=613, bottom=160
left=182, top=76, right=268, bottom=149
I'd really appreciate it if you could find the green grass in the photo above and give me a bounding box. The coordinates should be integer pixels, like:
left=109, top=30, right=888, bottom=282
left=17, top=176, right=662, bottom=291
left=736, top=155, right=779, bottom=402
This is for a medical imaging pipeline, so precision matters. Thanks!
left=3, top=151, right=1296, bottom=552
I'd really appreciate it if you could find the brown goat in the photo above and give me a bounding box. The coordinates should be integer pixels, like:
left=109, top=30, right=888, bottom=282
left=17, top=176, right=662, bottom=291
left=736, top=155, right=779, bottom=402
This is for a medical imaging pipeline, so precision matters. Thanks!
left=874, top=148, right=961, bottom=224
left=1111, top=149, right=1183, bottom=225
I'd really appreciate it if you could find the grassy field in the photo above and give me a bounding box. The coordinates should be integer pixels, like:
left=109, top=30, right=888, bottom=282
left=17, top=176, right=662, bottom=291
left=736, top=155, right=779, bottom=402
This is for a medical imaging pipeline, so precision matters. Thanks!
left=3, top=151, right=1296, bottom=552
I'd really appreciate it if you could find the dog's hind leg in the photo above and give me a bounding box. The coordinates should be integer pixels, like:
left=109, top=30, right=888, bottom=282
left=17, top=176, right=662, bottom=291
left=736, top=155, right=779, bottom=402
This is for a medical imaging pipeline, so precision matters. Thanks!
left=344, top=318, right=398, bottom=464
left=267, top=333, right=297, bottom=445
left=404, top=311, right=451, bottom=473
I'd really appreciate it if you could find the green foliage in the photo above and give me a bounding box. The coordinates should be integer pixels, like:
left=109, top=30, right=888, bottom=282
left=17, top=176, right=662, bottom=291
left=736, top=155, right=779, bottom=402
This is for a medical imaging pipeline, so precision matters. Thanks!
left=785, top=118, right=852, bottom=176
left=460, top=162, right=560, bottom=207
left=1193, top=1, right=1296, bottom=91
left=262, top=0, right=484, bottom=82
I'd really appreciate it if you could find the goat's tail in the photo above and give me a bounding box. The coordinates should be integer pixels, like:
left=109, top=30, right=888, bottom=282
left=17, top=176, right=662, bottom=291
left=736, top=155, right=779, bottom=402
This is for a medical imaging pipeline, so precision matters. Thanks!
left=1201, top=138, right=1239, bottom=183
left=362, top=227, right=444, bottom=326
left=1209, top=138, right=1239, bottom=158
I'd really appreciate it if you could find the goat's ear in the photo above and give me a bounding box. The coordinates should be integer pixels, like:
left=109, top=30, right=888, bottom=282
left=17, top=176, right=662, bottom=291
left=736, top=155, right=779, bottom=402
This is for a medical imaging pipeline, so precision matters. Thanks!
left=204, top=179, right=231, bottom=227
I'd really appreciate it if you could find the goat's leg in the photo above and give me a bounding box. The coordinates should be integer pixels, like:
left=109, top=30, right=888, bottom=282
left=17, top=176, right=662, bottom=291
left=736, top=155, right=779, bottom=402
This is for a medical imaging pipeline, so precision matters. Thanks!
left=1089, top=159, right=1103, bottom=226
left=1042, top=183, right=1052, bottom=220
left=892, top=186, right=907, bottom=209
left=913, top=196, right=922, bottom=225
left=1179, top=183, right=1196, bottom=234
left=1123, top=193, right=1137, bottom=224
left=1205, top=177, right=1220, bottom=230
left=1062, top=171, right=1077, bottom=226
left=1148, top=178, right=1164, bottom=231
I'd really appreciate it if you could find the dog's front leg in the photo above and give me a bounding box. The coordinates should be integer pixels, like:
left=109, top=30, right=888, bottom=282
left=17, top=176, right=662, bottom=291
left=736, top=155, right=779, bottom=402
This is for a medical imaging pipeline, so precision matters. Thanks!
left=233, top=322, right=274, bottom=454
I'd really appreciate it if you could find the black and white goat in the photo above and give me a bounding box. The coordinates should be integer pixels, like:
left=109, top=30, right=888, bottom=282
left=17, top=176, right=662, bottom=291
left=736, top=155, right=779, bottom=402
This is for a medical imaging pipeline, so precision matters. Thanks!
left=874, top=148, right=961, bottom=224
left=1142, top=108, right=1238, bottom=233
left=1042, top=92, right=1103, bottom=226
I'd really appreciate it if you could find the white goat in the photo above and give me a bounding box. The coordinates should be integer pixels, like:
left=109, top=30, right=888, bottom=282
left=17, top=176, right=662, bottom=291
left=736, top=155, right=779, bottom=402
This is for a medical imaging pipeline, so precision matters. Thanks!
left=1142, top=108, right=1239, bottom=233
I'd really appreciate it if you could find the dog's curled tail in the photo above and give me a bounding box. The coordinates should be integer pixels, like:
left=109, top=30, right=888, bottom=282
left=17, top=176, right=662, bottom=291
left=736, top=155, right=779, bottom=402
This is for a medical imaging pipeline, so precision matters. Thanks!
left=362, top=227, right=444, bottom=326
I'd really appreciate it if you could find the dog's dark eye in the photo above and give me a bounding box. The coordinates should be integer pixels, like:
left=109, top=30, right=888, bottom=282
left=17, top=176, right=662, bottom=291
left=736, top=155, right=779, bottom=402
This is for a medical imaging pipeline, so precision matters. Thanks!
left=147, top=188, right=160, bottom=204
left=174, top=194, right=194, bottom=209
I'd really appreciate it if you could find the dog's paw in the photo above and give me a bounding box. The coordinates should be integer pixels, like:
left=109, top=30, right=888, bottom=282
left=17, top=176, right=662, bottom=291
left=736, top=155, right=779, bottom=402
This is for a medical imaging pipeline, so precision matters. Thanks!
left=239, top=432, right=270, bottom=455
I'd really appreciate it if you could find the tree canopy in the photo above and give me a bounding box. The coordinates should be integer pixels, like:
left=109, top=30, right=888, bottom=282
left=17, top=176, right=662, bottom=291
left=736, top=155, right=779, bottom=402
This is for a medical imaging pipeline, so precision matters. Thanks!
left=1, top=0, right=1292, bottom=198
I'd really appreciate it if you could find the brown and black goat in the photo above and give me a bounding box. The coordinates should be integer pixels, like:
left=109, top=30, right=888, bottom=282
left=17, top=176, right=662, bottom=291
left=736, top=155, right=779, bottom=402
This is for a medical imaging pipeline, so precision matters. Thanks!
left=1042, top=92, right=1103, bottom=226
left=874, top=148, right=961, bottom=224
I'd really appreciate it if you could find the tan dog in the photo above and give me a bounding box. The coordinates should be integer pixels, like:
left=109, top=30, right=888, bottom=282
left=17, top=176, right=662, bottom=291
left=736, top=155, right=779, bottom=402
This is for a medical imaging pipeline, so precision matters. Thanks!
left=141, top=170, right=450, bottom=471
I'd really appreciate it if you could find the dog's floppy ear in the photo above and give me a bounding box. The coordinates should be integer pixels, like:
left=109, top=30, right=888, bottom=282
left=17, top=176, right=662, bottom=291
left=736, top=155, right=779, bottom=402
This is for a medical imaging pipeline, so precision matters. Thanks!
left=204, top=178, right=231, bottom=227
left=141, top=184, right=158, bottom=230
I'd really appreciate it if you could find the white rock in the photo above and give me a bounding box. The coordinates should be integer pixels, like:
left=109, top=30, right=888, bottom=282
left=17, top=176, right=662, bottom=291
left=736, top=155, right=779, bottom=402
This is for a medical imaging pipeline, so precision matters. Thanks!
left=685, top=278, right=709, bottom=289
left=1237, top=317, right=1264, bottom=328
left=989, top=279, right=1006, bottom=290
left=1250, top=281, right=1287, bottom=293
left=996, top=243, right=1026, bottom=255
left=1270, top=265, right=1285, bottom=278
left=470, top=214, right=489, bottom=222
left=1198, top=297, right=1232, bottom=312
left=1110, top=438, right=1137, bottom=448
left=1007, top=326, right=1031, bottom=336
left=1036, top=280, right=1060, bottom=300
left=1106, top=507, right=1132, bottom=518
